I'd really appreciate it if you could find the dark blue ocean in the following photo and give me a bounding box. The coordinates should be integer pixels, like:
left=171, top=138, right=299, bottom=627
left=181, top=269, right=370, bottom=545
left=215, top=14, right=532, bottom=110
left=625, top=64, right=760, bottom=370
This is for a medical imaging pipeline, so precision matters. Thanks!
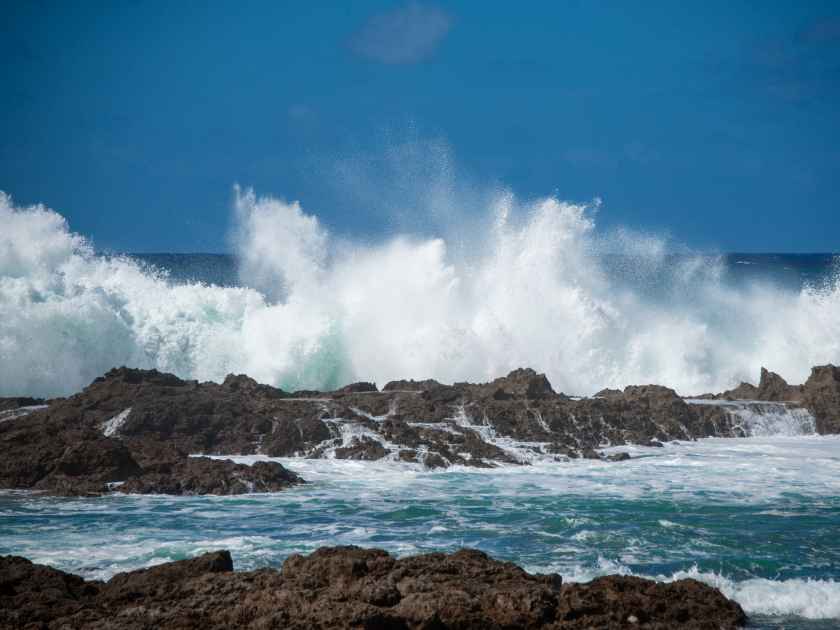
left=131, top=252, right=838, bottom=292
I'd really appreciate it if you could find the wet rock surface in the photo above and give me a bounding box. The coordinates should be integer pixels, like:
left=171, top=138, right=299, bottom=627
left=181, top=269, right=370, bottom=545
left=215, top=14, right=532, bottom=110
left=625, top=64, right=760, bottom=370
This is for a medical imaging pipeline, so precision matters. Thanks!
left=0, top=547, right=747, bottom=629
left=118, top=458, right=302, bottom=495
left=0, top=368, right=305, bottom=496
left=1, top=363, right=838, bottom=495
left=708, top=365, right=840, bottom=435
left=802, top=364, right=840, bottom=434
left=0, top=397, right=46, bottom=412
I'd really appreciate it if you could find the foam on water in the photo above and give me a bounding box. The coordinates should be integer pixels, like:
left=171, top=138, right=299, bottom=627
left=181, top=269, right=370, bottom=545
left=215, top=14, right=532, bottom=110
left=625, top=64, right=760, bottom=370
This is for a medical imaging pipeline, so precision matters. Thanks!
left=686, top=399, right=817, bottom=436
left=101, top=408, right=132, bottom=437
left=2, top=435, right=839, bottom=628
left=552, top=560, right=840, bottom=621
left=2, top=190, right=840, bottom=398
left=0, top=405, right=48, bottom=423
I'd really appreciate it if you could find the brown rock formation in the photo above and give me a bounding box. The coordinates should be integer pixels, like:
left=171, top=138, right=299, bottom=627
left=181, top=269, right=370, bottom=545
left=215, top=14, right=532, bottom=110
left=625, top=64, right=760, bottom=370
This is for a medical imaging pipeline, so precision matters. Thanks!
left=0, top=547, right=748, bottom=629
left=802, top=364, right=840, bottom=434
left=2, top=363, right=838, bottom=496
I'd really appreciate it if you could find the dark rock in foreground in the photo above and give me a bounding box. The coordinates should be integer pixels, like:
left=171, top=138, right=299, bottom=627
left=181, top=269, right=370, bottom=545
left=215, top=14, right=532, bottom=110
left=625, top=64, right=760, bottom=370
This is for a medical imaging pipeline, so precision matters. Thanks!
left=0, top=547, right=747, bottom=629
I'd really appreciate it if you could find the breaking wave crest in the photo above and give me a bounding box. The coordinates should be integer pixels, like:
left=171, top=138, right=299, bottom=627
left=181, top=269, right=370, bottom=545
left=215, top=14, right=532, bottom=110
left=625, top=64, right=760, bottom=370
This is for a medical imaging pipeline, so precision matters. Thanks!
left=1, top=189, right=839, bottom=398
left=559, top=559, right=840, bottom=620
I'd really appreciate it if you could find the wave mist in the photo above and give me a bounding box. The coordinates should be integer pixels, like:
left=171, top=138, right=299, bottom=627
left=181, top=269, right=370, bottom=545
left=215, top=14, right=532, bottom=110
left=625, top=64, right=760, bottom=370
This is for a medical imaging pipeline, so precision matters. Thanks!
left=1, top=189, right=838, bottom=398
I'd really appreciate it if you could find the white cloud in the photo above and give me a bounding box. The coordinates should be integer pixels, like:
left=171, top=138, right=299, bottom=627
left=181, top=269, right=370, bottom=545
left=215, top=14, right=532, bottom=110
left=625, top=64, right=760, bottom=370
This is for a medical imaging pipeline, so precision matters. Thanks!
left=350, top=2, right=453, bottom=64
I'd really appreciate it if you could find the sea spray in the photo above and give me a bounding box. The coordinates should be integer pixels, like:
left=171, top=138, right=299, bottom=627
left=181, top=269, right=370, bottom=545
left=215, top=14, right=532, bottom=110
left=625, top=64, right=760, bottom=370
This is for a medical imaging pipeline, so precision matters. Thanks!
left=1, top=189, right=840, bottom=398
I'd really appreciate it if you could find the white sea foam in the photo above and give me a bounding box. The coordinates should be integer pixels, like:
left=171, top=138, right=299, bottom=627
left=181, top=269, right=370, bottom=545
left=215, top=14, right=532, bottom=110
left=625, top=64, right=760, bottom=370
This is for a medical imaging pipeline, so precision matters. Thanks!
left=0, top=405, right=47, bottom=423
left=552, top=559, right=840, bottom=620
left=686, top=571, right=840, bottom=620
left=214, top=434, right=840, bottom=504
left=4, top=436, right=840, bottom=620
left=685, top=399, right=817, bottom=436
left=1, top=189, right=839, bottom=398
left=101, top=408, right=132, bottom=437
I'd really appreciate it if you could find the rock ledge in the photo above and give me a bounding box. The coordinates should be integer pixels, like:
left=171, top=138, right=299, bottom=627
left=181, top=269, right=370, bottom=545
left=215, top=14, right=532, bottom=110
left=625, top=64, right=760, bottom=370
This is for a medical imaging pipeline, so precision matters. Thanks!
left=0, top=547, right=747, bottom=629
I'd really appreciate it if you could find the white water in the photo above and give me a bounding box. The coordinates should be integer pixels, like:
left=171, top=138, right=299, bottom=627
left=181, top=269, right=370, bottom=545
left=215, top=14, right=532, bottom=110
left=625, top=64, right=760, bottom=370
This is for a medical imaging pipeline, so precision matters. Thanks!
left=556, top=560, right=840, bottom=621
left=5, top=436, right=838, bottom=623
left=101, top=408, right=132, bottom=437
left=2, top=189, right=840, bottom=398
left=0, top=405, right=48, bottom=423
left=686, top=399, right=817, bottom=436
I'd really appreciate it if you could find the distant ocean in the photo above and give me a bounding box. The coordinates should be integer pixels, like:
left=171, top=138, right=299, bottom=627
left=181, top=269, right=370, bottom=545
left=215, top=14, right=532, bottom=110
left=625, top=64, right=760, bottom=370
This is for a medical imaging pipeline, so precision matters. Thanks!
left=2, top=192, right=840, bottom=629
left=133, top=251, right=839, bottom=292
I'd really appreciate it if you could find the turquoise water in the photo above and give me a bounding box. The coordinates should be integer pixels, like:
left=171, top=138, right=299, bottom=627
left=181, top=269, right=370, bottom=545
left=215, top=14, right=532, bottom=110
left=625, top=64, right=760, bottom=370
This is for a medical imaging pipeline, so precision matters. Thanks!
left=3, top=436, right=839, bottom=629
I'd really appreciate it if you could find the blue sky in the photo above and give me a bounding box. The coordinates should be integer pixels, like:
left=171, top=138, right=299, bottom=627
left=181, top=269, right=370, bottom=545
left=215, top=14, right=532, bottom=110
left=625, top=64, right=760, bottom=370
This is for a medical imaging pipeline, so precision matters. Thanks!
left=2, top=1, right=839, bottom=252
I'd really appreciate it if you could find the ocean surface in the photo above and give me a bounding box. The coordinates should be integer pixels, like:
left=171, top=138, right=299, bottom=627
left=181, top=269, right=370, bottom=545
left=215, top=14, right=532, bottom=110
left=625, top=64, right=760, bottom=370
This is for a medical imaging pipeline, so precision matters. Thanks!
left=2, top=437, right=839, bottom=629
left=2, top=193, right=840, bottom=628
left=132, top=251, right=840, bottom=294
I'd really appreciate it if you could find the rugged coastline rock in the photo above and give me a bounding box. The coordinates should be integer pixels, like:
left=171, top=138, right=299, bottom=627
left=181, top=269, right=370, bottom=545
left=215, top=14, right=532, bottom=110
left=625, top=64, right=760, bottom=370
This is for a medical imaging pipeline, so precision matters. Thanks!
left=0, top=547, right=747, bottom=629
left=1, top=363, right=838, bottom=496
left=118, top=458, right=302, bottom=495
left=0, top=397, right=46, bottom=412
left=0, top=370, right=306, bottom=497
left=802, top=364, right=840, bottom=434
left=711, top=364, right=840, bottom=433
left=715, top=367, right=804, bottom=402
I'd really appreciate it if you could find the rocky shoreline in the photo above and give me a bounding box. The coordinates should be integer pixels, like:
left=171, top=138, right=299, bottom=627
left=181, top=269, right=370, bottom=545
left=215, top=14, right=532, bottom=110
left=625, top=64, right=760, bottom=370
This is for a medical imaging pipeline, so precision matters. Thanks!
left=3, top=367, right=837, bottom=629
left=0, top=546, right=747, bottom=629
left=1, top=364, right=838, bottom=497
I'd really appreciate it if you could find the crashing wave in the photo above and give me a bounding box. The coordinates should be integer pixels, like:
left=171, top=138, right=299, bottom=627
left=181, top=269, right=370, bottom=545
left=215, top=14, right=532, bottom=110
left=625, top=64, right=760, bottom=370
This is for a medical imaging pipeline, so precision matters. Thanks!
left=2, top=189, right=840, bottom=398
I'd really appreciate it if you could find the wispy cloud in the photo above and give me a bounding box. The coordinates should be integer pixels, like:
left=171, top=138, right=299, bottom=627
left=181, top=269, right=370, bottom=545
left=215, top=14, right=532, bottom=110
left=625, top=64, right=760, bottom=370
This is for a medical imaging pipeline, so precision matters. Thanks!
left=350, top=2, right=453, bottom=65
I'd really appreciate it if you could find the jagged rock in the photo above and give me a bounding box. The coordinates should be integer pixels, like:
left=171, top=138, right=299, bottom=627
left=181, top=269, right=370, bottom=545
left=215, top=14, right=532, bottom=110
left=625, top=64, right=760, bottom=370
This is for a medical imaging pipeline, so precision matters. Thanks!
left=803, top=364, right=840, bottom=434
left=333, top=436, right=388, bottom=460
left=54, top=438, right=142, bottom=479
left=717, top=368, right=802, bottom=403
left=594, top=388, right=622, bottom=399
left=383, top=378, right=442, bottom=391
left=424, top=453, right=448, bottom=468
left=472, top=368, right=557, bottom=400
left=719, top=382, right=759, bottom=400
left=3, top=363, right=837, bottom=492
left=0, top=555, right=100, bottom=627
left=0, top=368, right=307, bottom=495
left=756, top=367, right=803, bottom=402
left=0, top=547, right=748, bottom=629
left=546, top=443, right=580, bottom=458
left=607, top=452, right=631, bottom=461
left=99, top=551, right=233, bottom=604
left=0, top=397, right=45, bottom=412
left=333, top=381, right=378, bottom=395
left=34, top=438, right=143, bottom=496
left=222, top=373, right=288, bottom=399
left=118, top=458, right=303, bottom=495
